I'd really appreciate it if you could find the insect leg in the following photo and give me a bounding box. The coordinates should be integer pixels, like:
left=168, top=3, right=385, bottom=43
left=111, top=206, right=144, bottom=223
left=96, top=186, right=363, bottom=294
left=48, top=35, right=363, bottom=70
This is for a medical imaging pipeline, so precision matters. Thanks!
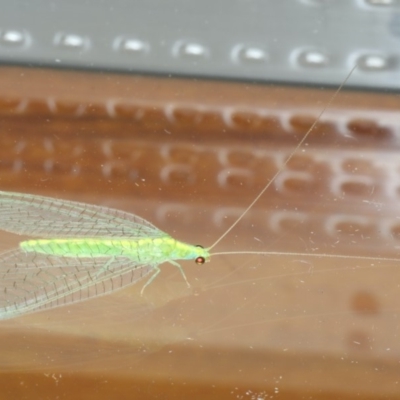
left=168, top=260, right=191, bottom=289
left=140, top=265, right=161, bottom=296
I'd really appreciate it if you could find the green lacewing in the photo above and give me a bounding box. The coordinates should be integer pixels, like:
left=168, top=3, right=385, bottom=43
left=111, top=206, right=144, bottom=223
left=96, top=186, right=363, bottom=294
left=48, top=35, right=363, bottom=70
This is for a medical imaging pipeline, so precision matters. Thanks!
left=0, top=191, right=209, bottom=319
left=3, top=65, right=391, bottom=320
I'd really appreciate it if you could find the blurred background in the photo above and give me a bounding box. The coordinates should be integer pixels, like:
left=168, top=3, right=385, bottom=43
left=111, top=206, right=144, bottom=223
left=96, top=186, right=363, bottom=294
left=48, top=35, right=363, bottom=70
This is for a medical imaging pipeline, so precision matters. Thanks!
left=0, top=1, right=400, bottom=399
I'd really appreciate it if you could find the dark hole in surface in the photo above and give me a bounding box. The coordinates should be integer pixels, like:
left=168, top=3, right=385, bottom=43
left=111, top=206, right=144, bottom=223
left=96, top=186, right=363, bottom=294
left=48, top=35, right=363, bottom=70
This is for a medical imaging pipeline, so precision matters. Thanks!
left=351, top=290, right=380, bottom=315
left=347, top=119, right=392, bottom=141
left=340, top=181, right=375, bottom=197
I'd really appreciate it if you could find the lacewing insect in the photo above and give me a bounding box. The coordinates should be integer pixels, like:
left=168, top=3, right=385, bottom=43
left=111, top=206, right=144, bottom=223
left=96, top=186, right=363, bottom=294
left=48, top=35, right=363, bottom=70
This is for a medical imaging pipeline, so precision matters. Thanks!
left=2, top=65, right=390, bottom=320
left=0, top=190, right=209, bottom=319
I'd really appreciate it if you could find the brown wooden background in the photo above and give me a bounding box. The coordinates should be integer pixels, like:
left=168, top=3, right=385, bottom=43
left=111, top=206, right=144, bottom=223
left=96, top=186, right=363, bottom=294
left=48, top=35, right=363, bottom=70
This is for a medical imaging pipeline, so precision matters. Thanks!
left=0, top=66, right=400, bottom=399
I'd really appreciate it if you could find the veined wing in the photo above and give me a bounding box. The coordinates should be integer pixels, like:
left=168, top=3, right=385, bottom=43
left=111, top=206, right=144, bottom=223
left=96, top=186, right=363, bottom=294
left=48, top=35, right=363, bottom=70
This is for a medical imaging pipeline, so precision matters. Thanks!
left=0, top=248, right=155, bottom=320
left=0, top=191, right=167, bottom=238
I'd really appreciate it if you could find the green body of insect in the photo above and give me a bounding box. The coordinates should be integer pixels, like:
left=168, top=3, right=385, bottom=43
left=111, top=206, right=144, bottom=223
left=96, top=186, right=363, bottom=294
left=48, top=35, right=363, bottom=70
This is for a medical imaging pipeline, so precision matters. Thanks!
left=21, top=237, right=208, bottom=263
left=0, top=191, right=209, bottom=320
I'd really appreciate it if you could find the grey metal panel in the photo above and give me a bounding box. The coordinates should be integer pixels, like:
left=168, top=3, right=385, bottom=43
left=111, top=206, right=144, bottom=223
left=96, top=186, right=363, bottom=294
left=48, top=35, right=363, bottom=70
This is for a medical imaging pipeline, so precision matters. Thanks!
left=0, top=0, right=399, bottom=89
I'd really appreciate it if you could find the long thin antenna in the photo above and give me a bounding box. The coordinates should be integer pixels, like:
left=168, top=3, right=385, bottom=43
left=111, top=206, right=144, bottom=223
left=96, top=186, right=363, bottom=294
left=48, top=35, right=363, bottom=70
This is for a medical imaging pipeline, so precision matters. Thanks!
left=208, top=65, right=358, bottom=251
left=210, top=250, right=400, bottom=264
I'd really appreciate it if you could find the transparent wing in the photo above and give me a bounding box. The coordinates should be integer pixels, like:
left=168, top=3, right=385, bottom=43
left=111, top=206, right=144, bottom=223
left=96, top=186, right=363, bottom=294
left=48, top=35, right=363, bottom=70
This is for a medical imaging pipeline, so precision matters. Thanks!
left=0, top=191, right=167, bottom=238
left=0, top=248, right=155, bottom=320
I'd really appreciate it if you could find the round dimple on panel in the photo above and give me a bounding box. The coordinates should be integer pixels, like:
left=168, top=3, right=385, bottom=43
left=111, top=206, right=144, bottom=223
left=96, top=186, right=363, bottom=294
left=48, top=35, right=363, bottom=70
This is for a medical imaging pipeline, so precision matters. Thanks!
left=346, top=119, right=392, bottom=140
left=135, top=105, right=165, bottom=123
left=269, top=211, right=307, bottom=234
left=351, top=290, right=380, bottom=315
left=169, top=106, right=204, bottom=125
left=217, top=168, right=253, bottom=189
left=230, top=110, right=265, bottom=130
left=339, top=177, right=376, bottom=197
left=231, top=45, right=268, bottom=64
left=296, top=49, right=330, bottom=68
left=0, top=30, right=29, bottom=47
left=229, top=109, right=281, bottom=133
left=274, top=170, right=315, bottom=193
left=289, top=114, right=337, bottom=138
left=113, top=37, right=149, bottom=55
left=219, top=151, right=276, bottom=181
left=335, top=220, right=373, bottom=236
left=357, top=54, right=396, bottom=71
left=173, top=41, right=209, bottom=59
left=326, top=215, right=374, bottom=237
left=54, top=32, right=90, bottom=50
left=160, top=164, right=196, bottom=185
left=289, top=115, right=318, bottom=132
